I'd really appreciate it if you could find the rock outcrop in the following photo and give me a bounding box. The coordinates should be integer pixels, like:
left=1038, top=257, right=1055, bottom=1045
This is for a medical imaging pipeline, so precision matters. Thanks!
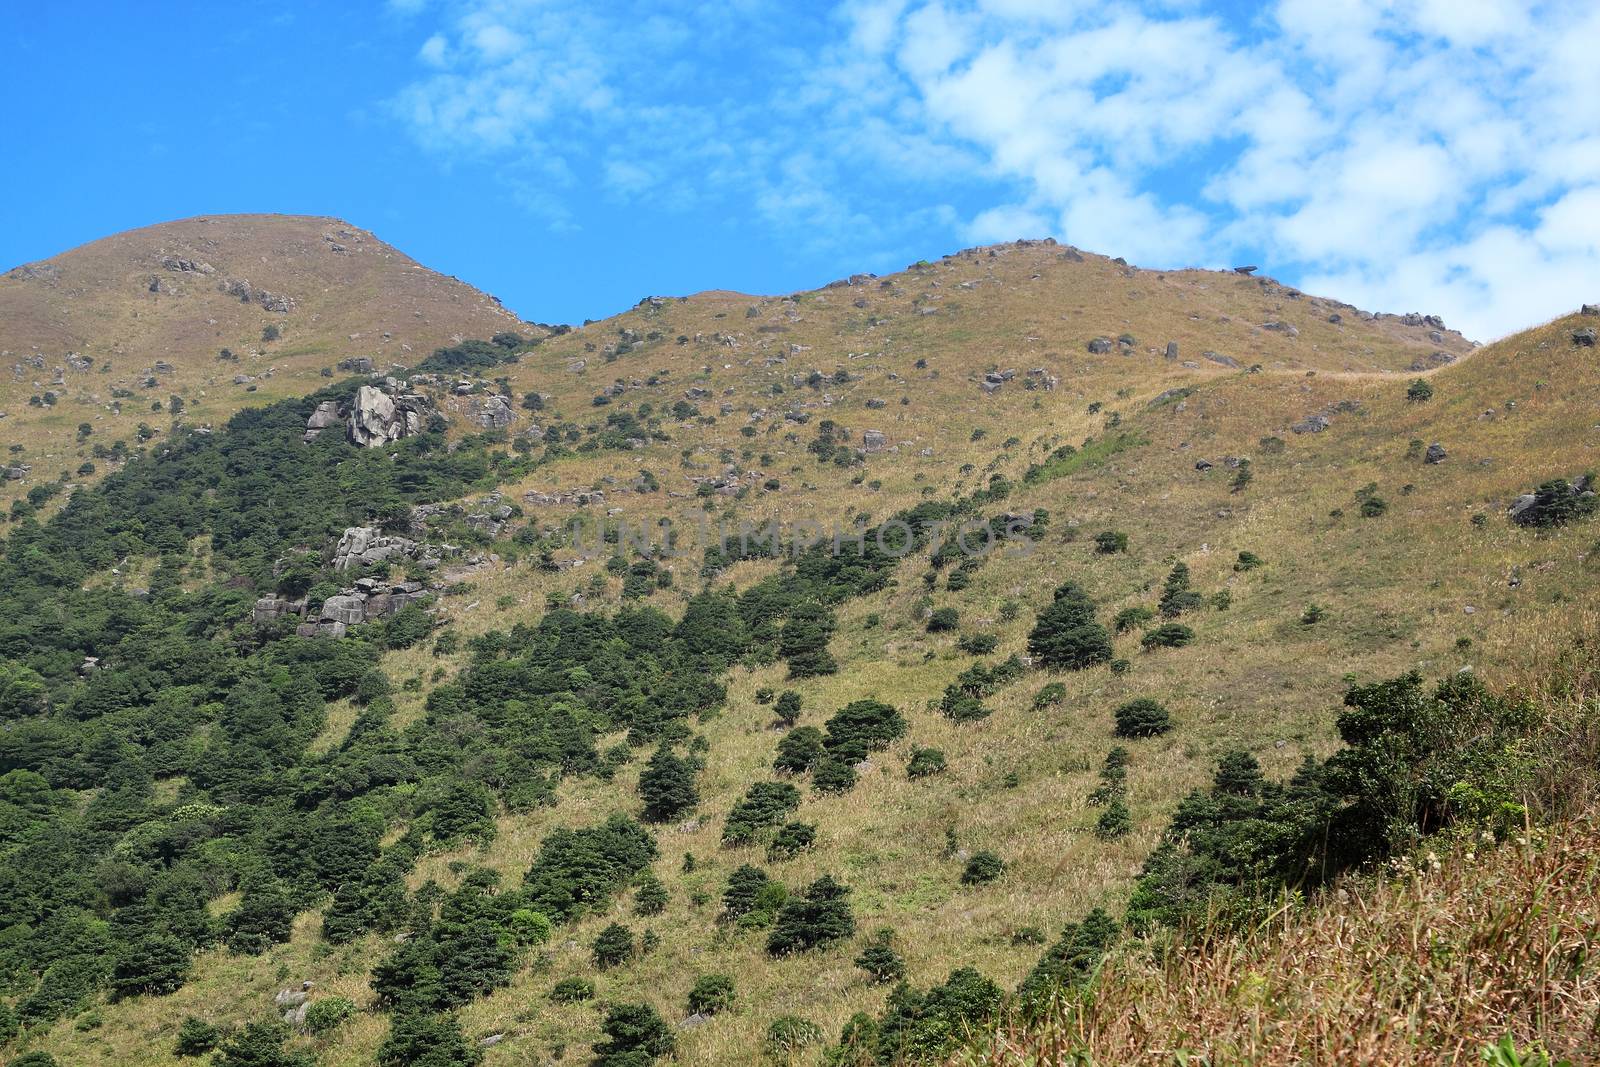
left=467, top=393, right=516, bottom=429
left=347, top=385, right=431, bottom=447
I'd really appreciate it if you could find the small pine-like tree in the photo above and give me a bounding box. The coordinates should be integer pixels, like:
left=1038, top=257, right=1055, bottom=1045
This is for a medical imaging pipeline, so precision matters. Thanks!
left=767, top=875, right=855, bottom=955
left=1094, top=798, right=1132, bottom=839
left=638, top=746, right=699, bottom=823
left=853, top=928, right=906, bottom=984
left=1141, top=623, right=1194, bottom=650
left=1093, top=530, right=1128, bottom=554
left=1028, top=583, right=1113, bottom=670
left=1114, top=698, right=1173, bottom=738
left=594, top=1002, right=675, bottom=1066
left=773, top=690, right=803, bottom=726
left=592, top=923, right=635, bottom=969
left=773, top=725, right=824, bottom=774
left=634, top=871, right=669, bottom=916
left=906, top=747, right=947, bottom=778
left=1158, top=563, right=1204, bottom=617
left=687, top=974, right=736, bottom=1015
left=961, top=850, right=1006, bottom=886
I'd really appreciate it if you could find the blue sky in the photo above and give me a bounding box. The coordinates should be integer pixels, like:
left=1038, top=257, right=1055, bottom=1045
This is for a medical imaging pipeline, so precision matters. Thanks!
left=5, top=1, right=1599, bottom=339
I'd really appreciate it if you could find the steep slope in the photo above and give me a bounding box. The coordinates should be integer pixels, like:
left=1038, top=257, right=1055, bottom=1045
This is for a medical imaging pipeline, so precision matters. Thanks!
left=2, top=236, right=1594, bottom=1067
left=0, top=214, right=537, bottom=501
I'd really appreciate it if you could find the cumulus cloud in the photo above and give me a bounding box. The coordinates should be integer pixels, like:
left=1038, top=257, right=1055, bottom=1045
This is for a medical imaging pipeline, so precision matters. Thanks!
left=390, top=0, right=1600, bottom=338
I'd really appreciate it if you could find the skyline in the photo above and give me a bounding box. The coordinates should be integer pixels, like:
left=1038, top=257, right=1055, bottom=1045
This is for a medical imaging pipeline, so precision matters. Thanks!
left=6, top=0, right=1599, bottom=340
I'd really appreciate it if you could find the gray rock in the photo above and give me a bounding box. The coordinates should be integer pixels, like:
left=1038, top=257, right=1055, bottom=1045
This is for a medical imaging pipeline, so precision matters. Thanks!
left=1327, top=312, right=1343, bottom=324
left=252, top=597, right=291, bottom=625
left=1508, top=494, right=1538, bottom=521
left=303, top=400, right=342, bottom=441
left=1425, top=443, right=1448, bottom=464
left=1233, top=265, right=1258, bottom=275
left=1202, top=351, right=1241, bottom=368
left=680, top=1013, right=714, bottom=1030
left=1194, top=459, right=1213, bottom=471
left=1291, top=414, right=1331, bottom=434
left=1087, top=337, right=1113, bottom=354
left=862, top=430, right=888, bottom=453
left=348, top=385, right=429, bottom=447
left=468, top=393, right=516, bottom=429
left=337, top=356, right=375, bottom=374
left=1574, top=327, right=1597, bottom=347
left=1582, top=304, right=1599, bottom=316
left=1165, top=341, right=1179, bottom=360
left=321, top=595, right=367, bottom=627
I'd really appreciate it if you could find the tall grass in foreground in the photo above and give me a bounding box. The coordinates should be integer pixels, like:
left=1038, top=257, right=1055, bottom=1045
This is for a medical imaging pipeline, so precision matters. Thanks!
left=954, top=608, right=1600, bottom=1066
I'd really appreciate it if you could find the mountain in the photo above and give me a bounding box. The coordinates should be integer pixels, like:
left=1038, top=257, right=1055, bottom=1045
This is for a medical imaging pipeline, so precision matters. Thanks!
left=0, top=223, right=1595, bottom=1067
left=0, top=214, right=537, bottom=495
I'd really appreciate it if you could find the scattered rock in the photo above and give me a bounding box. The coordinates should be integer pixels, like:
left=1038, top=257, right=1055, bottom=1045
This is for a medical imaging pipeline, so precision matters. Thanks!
left=1202, top=351, right=1240, bottom=368
left=1087, top=337, right=1113, bottom=355
left=1581, top=304, right=1599, bottom=316
left=1574, top=327, right=1597, bottom=348
left=303, top=400, right=342, bottom=442
left=862, top=430, right=888, bottom=453
left=338, top=356, right=375, bottom=374
left=1233, top=265, right=1258, bottom=275
left=1165, top=341, right=1179, bottom=361
left=467, top=393, right=516, bottom=430
left=1291, top=414, right=1331, bottom=434
left=348, top=385, right=430, bottom=447
left=1425, top=443, right=1448, bottom=464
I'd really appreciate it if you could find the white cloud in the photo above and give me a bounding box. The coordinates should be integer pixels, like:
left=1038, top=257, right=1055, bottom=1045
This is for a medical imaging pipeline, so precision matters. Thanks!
left=390, top=0, right=1600, bottom=338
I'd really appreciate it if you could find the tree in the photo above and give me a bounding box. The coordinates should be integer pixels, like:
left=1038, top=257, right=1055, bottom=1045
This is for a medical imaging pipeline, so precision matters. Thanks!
left=926, top=607, right=959, bottom=632
left=773, top=726, right=825, bottom=774
left=723, top=782, right=800, bottom=845
left=1016, top=908, right=1120, bottom=1006
left=1141, top=623, right=1194, bottom=650
left=906, top=747, right=947, bottom=778
left=634, top=871, right=668, bottom=915
left=779, top=601, right=838, bottom=677
left=376, top=1012, right=482, bottom=1067
left=638, top=746, right=698, bottom=822
left=854, top=927, right=906, bottom=983
left=110, top=932, right=191, bottom=997
left=1407, top=378, right=1434, bottom=403
left=823, top=699, right=906, bottom=761
left=1093, top=530, right=1128, bottom=554
left=1114, top=698, right=1173, bottom=738
left=223, top=880, right=296, bottom=954
left=687, top=973, right=736, bottom=1015
left=773, top=690, right=802, bottom=726
left=594, top=1002, right=675, bottom=1066
left=1158, top=563, right=1203, bottom=617
left=960, top=851, right=1005, bottom=886
left=767, top=821, right=816, bottom=861
left=212, top=1021, right=315, bottom=1067
left=767, top=875, right=855, bottom=955
left=1028, top=583, right=1113, bottom=670
left=1095, top=798, right=1132, bottom=839
left=592, top=922, right=635, bottom=969
left=174, top=1016, right=220, bottom=1056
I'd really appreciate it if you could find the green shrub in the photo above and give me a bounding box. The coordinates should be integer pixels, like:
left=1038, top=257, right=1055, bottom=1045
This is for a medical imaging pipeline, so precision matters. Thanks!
left=634, top=872, right=668, bottom=915
left=687, top=974, right=736, bottom=1015
left=907, top=747, right=947, bottom=778
left=823, top=699, right=906, bottom=761
left=1114, top=605, right=1155, bottom=633
left=854, top=928, right=906, bottom=984
left=773, top=690, right=802, bottom=726
left=1141, top=623, right=1194, bottom=650
left=304, top=996, right=356, bottom=1035
left=1029, top=583, right=1113, bottom=670
left=767, top=875, right=855, bottom=955
left=1158, top=563, right=1204, bottom=617
left=638, top=746, right=699, bottom=823
left=1114, top=698, right=1173, bottom=738
left=594, top=1002, right=674, bottom=1066
left=1032, top=682, right=1067, bottom=709
left=549, top=977, right=595, bottom=1003
left=174, top=1016, right=220, bottom=1056
left=1094, top=798, right=1133, bottom=839
left=1511, top=476, right=1598, bottom=528
left=1301, top=603, right=1327, bottom=625
left=767, top=821, right=816, bottom=861
left=927, top=607, right=960, bottom=632
left=1407, top=378, right=1434, bottom=403
left=960, top=850, right=1005, bottom=886
left=1093, top=530, right=1128, bottom=554
left=592, top=922, right=635, bottom=969
left=958, top=632, right=999, bottom=655
left=722, top=864, right=776, bottom=920
left=773, top=726, right=825, bottom=773
left=765, top=1016, right=824, bottom=1055
left=723, top=782, right=801, bottom=845
left=1016, top=908, right=1120, bottom=1006
left=812, top=757, right=857, bottom=794
left=1234, top=551, right=1264, bottom=571
left=1361, top=496, right=1389, bottom=518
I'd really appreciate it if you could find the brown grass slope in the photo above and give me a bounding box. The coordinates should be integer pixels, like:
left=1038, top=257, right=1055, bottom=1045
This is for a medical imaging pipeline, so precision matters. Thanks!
left=0, top=213, right=535, bottom=498
left=14, top=238, right=1600, bottom=1067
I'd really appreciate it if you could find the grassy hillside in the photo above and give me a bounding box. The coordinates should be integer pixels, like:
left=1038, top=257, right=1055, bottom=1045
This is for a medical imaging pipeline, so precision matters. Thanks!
left=0, top=213, right=538, bottom=504
left=2, top=231, right=1596, bottom=1067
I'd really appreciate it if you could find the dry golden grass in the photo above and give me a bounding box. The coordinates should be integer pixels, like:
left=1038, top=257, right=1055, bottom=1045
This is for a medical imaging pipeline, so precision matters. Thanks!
left=962, top=815, right=1600, bottom=1066
left=14, top=236, right=1600, bottom=1065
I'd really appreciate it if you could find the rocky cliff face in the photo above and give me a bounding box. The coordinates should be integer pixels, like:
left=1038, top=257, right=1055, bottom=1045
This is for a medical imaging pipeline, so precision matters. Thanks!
left=301, top=387, right=433, bottom=447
